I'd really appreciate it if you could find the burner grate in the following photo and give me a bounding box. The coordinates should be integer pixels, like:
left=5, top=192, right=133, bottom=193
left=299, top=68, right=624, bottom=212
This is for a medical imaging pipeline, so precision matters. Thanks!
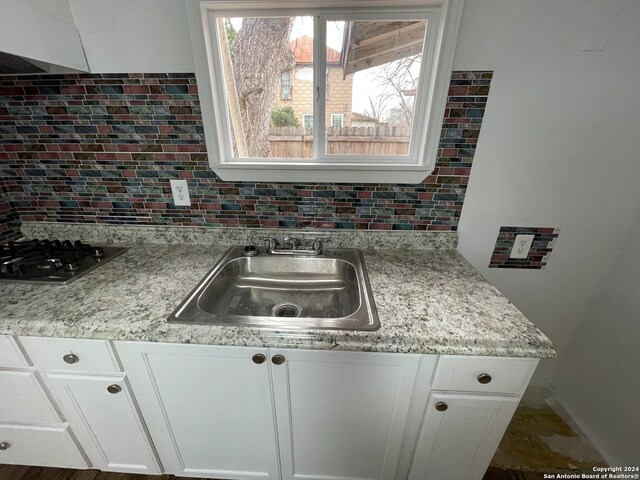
left=0, top=239, right=126, bottom=285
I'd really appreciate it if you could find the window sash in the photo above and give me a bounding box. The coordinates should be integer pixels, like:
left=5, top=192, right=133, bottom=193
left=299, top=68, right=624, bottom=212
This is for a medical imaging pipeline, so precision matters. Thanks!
left=207, top=8, right=433, bottom=166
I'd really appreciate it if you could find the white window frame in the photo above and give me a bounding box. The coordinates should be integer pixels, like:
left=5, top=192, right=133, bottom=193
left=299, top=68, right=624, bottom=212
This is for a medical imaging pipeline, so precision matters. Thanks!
left=330, top=113, right=344, bottom=128
left=184, top=0, right=465, bottom=183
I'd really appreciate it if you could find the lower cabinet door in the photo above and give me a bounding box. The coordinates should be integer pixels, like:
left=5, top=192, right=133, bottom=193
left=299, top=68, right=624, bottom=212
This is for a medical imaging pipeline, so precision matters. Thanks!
left=115, top=341, right=280, bottom=480
left=0, top=369, right=63, bottom=424
left=408, top=393, right=520, bottom=480
left=44, top=372, right=161, bottom=474
left=0, top=424, right=89, bottom=469
left=270, top=348, right=421, bottom=480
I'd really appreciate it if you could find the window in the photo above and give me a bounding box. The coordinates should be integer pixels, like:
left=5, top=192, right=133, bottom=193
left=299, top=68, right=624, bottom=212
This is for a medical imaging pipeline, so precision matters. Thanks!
left=330, top=113, right=344, bottom=128
left=186, top=0, right=464, bottom=183
left=303, top=114, right=314, bottom=129
left=280, top=70, right=292, bottom=100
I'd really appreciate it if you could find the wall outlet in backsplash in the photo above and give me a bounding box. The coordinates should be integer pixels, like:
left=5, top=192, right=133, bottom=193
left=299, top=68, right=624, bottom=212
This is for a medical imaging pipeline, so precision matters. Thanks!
left=489, top=226, right=560, bottom=269
left=0, top=71, right=493, bottom=243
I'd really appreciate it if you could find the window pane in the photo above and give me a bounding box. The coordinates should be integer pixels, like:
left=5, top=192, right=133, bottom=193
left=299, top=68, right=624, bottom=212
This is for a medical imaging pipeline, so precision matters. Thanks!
left=280, top=71, right=292, bottom=100
left=303, top=114, right=314, bottom=129
left=217, top=16, right=314, bottom=159
left=325, top=19, right=427, bottom=156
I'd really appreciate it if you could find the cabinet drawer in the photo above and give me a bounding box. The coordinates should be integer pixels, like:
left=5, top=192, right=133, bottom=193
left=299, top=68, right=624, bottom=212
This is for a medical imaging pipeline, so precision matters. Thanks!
left=0, top=335, right=29, bottom=368
left=0, top=370, right=62, bottom=424
left=432, top=356, right=537, bottom=394
left=0, top=424, right=89, bottom=469
left=19, top=337, right=121, bottom=373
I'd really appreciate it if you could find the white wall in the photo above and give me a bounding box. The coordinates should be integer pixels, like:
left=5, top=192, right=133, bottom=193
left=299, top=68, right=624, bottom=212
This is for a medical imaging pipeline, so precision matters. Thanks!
left=68, top=0, right=195, bottom=73
left=552, top=212, right=640, bottom=465
left=31, top=0, right=76, bottom=24
left=454, top=0, right=640, bottom=384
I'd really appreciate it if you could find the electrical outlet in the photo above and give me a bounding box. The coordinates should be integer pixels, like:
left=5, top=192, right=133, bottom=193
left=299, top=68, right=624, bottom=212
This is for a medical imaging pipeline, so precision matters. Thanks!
left=510, top=234, right=535, bottom=259
left=169, top=179, right=191, bottom=206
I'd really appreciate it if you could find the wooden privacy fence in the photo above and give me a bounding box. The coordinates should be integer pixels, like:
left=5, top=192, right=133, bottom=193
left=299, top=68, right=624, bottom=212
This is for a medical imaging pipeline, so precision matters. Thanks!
left=268, top=126, right=411, bottom=157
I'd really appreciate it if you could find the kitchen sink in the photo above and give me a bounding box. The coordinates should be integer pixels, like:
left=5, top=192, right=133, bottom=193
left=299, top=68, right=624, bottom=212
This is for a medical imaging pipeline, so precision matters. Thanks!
left=168, top=246, right=379, bottom=331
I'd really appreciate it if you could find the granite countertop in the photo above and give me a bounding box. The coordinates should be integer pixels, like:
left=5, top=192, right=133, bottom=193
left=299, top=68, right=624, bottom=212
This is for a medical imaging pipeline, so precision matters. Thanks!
left=0, top=243, right=555, bottom=358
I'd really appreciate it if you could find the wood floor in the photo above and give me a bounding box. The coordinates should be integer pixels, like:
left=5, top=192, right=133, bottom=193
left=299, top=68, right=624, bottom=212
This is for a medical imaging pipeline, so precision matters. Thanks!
left=0, top=464, right=546, bottom=480
left=0, top=464, right=188, bottom=480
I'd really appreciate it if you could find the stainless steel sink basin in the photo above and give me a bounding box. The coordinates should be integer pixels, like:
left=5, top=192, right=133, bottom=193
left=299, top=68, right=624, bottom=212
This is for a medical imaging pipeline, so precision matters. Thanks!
left=168, top=247, right=379, bottom=331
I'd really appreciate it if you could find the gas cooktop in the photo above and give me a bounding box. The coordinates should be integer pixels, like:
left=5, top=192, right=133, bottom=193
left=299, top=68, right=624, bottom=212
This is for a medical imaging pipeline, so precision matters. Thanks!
left=0, top=239, right=127, bottom=285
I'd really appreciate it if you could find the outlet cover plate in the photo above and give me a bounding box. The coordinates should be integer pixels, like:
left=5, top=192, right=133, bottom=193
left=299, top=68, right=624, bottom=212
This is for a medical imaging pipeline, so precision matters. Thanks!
left=169, top=179, right=191, bottom=206
left=510, top=234, right=535, bottom=259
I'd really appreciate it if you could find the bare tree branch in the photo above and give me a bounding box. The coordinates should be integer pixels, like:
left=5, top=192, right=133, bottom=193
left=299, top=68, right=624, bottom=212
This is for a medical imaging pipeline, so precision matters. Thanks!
left=370, top=55, right=420, bottom=127
left=363, top=93, right=392, bottom=121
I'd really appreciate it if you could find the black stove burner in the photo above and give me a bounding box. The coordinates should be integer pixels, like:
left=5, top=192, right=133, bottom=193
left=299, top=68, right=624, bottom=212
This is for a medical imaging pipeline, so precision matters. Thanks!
left=0, top=239, right=126, bottom=285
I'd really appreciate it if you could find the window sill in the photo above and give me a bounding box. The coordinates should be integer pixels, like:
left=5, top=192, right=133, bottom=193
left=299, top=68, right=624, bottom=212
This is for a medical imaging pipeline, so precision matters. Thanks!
left=212, top=162, right=434, bottom=183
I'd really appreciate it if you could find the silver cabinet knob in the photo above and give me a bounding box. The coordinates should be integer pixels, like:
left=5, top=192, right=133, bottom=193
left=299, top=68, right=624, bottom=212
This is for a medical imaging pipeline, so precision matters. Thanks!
left=252, top=353, right=266, bottom=364
left=63, top=353, right=79, bottom=364
left=435, top=402, right=448, bottom=412
left=271, top=354, right=285, bottom=365
left=477, top=373, right=492, bottom=384
left=107, top=384, right=122, bottom=394
left=0, top=442, right=10, bottom=450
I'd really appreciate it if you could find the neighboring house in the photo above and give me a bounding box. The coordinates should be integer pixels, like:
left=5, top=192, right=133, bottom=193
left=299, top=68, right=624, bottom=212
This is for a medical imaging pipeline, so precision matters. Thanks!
left=351, top=112, right=387, bottom=128
left=274, top=36, right=354, bottom=128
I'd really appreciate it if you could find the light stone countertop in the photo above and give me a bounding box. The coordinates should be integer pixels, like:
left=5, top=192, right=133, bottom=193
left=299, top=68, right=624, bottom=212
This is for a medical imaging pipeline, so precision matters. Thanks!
left=0, top=244, right=556, bottom=358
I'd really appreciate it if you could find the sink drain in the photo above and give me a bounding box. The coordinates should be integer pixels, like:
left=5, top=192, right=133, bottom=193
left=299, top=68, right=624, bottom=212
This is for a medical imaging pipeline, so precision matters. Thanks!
left=272, top=303, right=302, bottom=318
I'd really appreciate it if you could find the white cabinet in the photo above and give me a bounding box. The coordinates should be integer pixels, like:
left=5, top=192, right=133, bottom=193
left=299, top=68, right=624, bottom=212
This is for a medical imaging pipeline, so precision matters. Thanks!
left=408, top=393, right=520, bottom=480
left=432, top=356, right=537, bottom=394
left=116, top=342, right=280, bottom=479
left=2, top=334, right=539, bottom=479
left=43, top=372, right=160, bottom=474
left=270, top=348, right=420, bottom=480
left=0, top=335, right=29, bottom=367
left=17, top=336, right=159, bottom=474
left=19, top=336, right=122, bottom=373
left=0, top=334, right=89, bottom=470
left=0, top=424, right=88, bottom=469
left=407, top=356, right=538, bottom=480
left=116, top=342, right=424, bottom=480
left=0, top=370, right=62, bottom=424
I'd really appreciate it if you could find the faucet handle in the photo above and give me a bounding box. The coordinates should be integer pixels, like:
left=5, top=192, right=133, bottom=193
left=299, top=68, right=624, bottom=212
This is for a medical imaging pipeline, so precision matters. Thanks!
left=259, top=237, right=278, bottom=251
left=283, top=236, right=301, bottom=249
left=312, top=238, right=330, bottom=252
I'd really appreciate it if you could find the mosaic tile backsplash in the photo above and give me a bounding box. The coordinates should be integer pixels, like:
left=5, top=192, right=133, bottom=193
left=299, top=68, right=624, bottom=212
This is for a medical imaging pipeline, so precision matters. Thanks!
left=0, top=191, right=19, bottom=241
left=489, top=226, right=560, bottom=269
left=0, top=71, right=492, bottom=243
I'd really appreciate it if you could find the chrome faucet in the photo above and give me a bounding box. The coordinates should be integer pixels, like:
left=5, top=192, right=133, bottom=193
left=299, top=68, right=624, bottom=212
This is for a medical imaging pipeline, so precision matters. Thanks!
left=259, top=236, right=329, bottom=255
left=259, top=237, right=278, bottom=252
left=283, top=236, right=300, bottom=250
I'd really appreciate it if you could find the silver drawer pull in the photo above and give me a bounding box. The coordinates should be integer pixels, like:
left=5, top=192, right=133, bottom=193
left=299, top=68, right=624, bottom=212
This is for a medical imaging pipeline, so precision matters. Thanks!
left=107, top=384, right=122, bottom=394
left=271, top=354, right=285, bottom=365
left=63, top=353, right=79, bottom=364
left=435, top=402, right=448, bottom=412
left=252, top=353, right=266, bottom=364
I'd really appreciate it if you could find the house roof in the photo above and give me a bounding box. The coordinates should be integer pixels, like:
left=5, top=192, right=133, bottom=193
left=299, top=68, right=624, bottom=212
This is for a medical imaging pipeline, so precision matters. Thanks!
left=351, top=112, right=385, bottom=124
left=290, top=36, right=341, bottom=64
left=340, top=21, right=426, bottom=77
